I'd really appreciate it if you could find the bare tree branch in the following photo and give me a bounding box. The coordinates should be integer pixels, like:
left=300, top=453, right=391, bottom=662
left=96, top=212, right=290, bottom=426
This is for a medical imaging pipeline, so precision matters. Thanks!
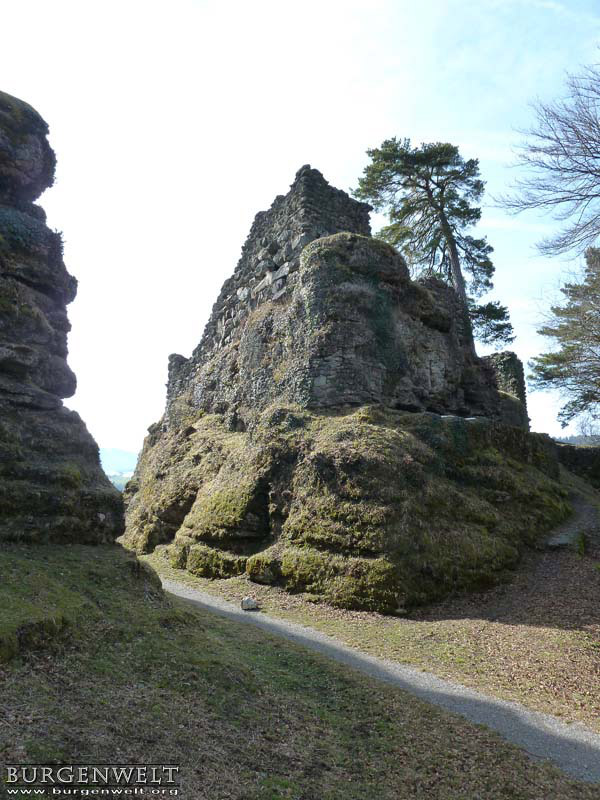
left=499, top=63, right=600, bottom=256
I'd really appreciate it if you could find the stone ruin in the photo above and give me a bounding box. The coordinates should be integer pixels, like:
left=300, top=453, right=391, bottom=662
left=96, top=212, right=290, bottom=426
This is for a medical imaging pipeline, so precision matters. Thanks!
left=120, top=167, right=564, bottom=614
left=0, top=90, right=123, bottom=543
left=0, top=93, right=566, bottom=610
left=165, top=165, right=528, bottom=428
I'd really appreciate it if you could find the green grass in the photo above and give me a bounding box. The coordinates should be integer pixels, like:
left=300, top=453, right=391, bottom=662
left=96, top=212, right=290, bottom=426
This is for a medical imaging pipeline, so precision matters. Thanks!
left=0, top=543, right=597, bottom=799
left=144, top=486, right=600, bottom=736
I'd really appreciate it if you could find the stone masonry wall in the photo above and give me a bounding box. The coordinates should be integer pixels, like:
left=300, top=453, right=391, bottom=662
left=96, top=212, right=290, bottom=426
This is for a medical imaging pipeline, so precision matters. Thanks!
left=483, top=351, right=527, bottom=407
left=482, top=351, right=529, bottom=428
left=164, top=166, right=528, bottom=429
left=166, top=165, right=371, bottom=409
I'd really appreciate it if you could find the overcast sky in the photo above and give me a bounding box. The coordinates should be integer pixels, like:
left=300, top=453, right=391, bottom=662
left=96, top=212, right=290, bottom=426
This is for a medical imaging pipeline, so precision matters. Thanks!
left=2, top=0, right=599, bottom=453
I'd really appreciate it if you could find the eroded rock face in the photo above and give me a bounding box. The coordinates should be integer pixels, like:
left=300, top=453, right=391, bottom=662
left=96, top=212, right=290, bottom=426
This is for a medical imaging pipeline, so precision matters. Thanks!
left=123, top=167, right=542, bottom=610
left=0, top=91, right=123, bottom=543
left=124, top=405, right=567, bottom=612
left=164, top=167, right=527, bottom=425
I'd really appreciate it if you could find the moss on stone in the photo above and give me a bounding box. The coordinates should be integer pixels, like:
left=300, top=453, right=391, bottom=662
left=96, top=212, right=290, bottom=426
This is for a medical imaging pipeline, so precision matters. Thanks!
left=280, top=547, right=399, bottom=612
left=124, top=404, right=572, bottom=613
left=167, top=536, right=193, bottom=568
left=186, top=543, right=247, bottom=578
left=246, top=547, right=282, bottom=584
left=185, top=484, right=254, bottom=535
left=183, top=475, right=269, bottom=544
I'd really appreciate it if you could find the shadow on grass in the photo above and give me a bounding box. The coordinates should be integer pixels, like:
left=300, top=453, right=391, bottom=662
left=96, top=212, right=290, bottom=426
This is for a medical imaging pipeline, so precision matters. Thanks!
left=409, top=496, right=600, bottom=635
left=165, top=579, right=600, bottom=785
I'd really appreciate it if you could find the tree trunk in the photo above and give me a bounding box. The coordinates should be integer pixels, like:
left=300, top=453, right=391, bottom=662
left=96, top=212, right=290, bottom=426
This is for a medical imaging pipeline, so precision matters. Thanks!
left=438, top=211, right=476, bottom=354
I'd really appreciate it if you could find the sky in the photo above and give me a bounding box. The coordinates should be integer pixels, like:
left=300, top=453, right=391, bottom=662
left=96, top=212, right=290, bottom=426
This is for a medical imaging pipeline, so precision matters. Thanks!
left=2, top=0, right=599, bottom=454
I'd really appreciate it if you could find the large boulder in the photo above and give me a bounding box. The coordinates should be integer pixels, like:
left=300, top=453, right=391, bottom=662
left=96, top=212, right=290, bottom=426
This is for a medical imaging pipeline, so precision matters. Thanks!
left=124, top=404, right=568, bottom=612
left=0, top=91, right=123, bottom=543
left=123, top=167, right=548, bottom=610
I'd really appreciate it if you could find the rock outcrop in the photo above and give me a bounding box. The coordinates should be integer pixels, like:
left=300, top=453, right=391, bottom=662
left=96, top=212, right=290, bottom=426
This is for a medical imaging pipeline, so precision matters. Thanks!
left=123, top=167, right=566, bottom=612
left=164, top=166, right=528, bottom=427
left=0, top=91, right=123, bottom=543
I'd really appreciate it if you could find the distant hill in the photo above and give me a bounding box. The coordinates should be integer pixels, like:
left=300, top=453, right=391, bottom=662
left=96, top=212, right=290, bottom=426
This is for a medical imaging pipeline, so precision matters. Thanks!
left=554, top=435, right=600, bottom=447
left=100, top=448, right=138, bottom=490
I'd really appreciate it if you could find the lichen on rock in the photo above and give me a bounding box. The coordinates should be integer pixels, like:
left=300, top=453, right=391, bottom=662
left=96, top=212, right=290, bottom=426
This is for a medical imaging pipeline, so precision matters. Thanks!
left=0, top=91, right=123, bottom=543
left=122, top=167, right=562, bottom=611
left=124, top=404, right=569, bottom=612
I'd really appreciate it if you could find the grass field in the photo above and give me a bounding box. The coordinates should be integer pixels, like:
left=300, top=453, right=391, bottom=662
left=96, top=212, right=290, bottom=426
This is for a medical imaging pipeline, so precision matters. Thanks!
left=0, top=543, right=597, bottom=799
left=143, top=470, right=600, bottom=733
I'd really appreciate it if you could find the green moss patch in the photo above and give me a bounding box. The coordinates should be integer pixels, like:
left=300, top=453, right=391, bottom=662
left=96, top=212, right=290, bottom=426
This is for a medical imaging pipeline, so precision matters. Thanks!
left=187, top=542, right=247, bottom=578
left=281, top=547, right=399, bottom=612
left=246, top=546, right=282, bottom=584
left=1, top=544, right=596, bottom=798
left=183, top=477, right=269, bottom=543
left=124, top=405, right=571, bottom=613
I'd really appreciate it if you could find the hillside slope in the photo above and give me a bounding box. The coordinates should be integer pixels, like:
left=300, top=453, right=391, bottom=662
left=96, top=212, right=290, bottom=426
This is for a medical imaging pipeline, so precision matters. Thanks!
left=0, top=543, right=596, bottom=799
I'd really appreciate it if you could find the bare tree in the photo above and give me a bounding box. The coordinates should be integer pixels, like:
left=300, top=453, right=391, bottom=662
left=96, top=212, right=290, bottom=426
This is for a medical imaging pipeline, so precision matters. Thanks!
left=577, top=413, right=600, bottom=442
left=501, top=63, right=600, bottom=257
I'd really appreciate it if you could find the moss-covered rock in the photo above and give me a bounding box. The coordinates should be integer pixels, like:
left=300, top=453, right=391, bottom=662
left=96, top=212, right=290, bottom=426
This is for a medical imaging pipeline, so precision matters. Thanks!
left=246, top=547, right=282, bottom=584
left=0, top=91, right=123, bottom=543
left=0, top=406, right=123, bottom=543
left=183, top=477, right=269, bottom=543
left=186, top=543, right=247, bottom=578
left=123, top=404, right=570, bottom=613
left=280, top=547, right=399, bottom=612
left=121, top=169, right=557, bottom=611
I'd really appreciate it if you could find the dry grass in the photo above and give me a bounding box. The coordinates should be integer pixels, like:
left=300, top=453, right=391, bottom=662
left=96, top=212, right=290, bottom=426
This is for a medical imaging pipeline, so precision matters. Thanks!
left=1, top=543, right=597, bottom=799
left=143, top=469, right=600, bottom=733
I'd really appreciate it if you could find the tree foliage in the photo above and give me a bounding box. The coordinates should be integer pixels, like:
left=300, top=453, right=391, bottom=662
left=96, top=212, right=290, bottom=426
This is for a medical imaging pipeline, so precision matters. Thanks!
left=501, top=64, right=600, bottom=256
left=530, top=248, right=600, bottom=425
left=354, top=138, right=514, bottom=346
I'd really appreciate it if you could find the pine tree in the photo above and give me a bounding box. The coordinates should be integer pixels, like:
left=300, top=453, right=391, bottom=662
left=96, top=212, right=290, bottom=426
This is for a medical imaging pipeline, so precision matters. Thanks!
left=354, top=138, right=514, bottom=346
left=530, top=248, right=600, bottom=425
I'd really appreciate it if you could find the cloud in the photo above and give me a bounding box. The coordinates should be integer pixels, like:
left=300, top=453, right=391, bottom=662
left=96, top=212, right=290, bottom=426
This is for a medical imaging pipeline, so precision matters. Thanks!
left=2, top=0, right=596, bottom=449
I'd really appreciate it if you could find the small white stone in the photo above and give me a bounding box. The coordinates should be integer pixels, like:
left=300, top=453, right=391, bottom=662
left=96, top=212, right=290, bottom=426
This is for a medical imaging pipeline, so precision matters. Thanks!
left=241, top=596, right=259, bottom=611
left=292, top=233, right=312, bottom=250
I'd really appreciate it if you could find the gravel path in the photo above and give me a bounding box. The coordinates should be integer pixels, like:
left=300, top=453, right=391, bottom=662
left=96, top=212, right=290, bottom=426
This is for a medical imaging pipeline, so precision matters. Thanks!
left=163, top=577, right=600, bottom=784
left=546, top=494, right=600, bottom=549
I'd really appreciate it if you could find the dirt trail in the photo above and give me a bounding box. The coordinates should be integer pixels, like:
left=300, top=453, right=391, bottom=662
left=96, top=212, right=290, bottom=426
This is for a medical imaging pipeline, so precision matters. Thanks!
left=161, top=494, right=600, bottom=783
